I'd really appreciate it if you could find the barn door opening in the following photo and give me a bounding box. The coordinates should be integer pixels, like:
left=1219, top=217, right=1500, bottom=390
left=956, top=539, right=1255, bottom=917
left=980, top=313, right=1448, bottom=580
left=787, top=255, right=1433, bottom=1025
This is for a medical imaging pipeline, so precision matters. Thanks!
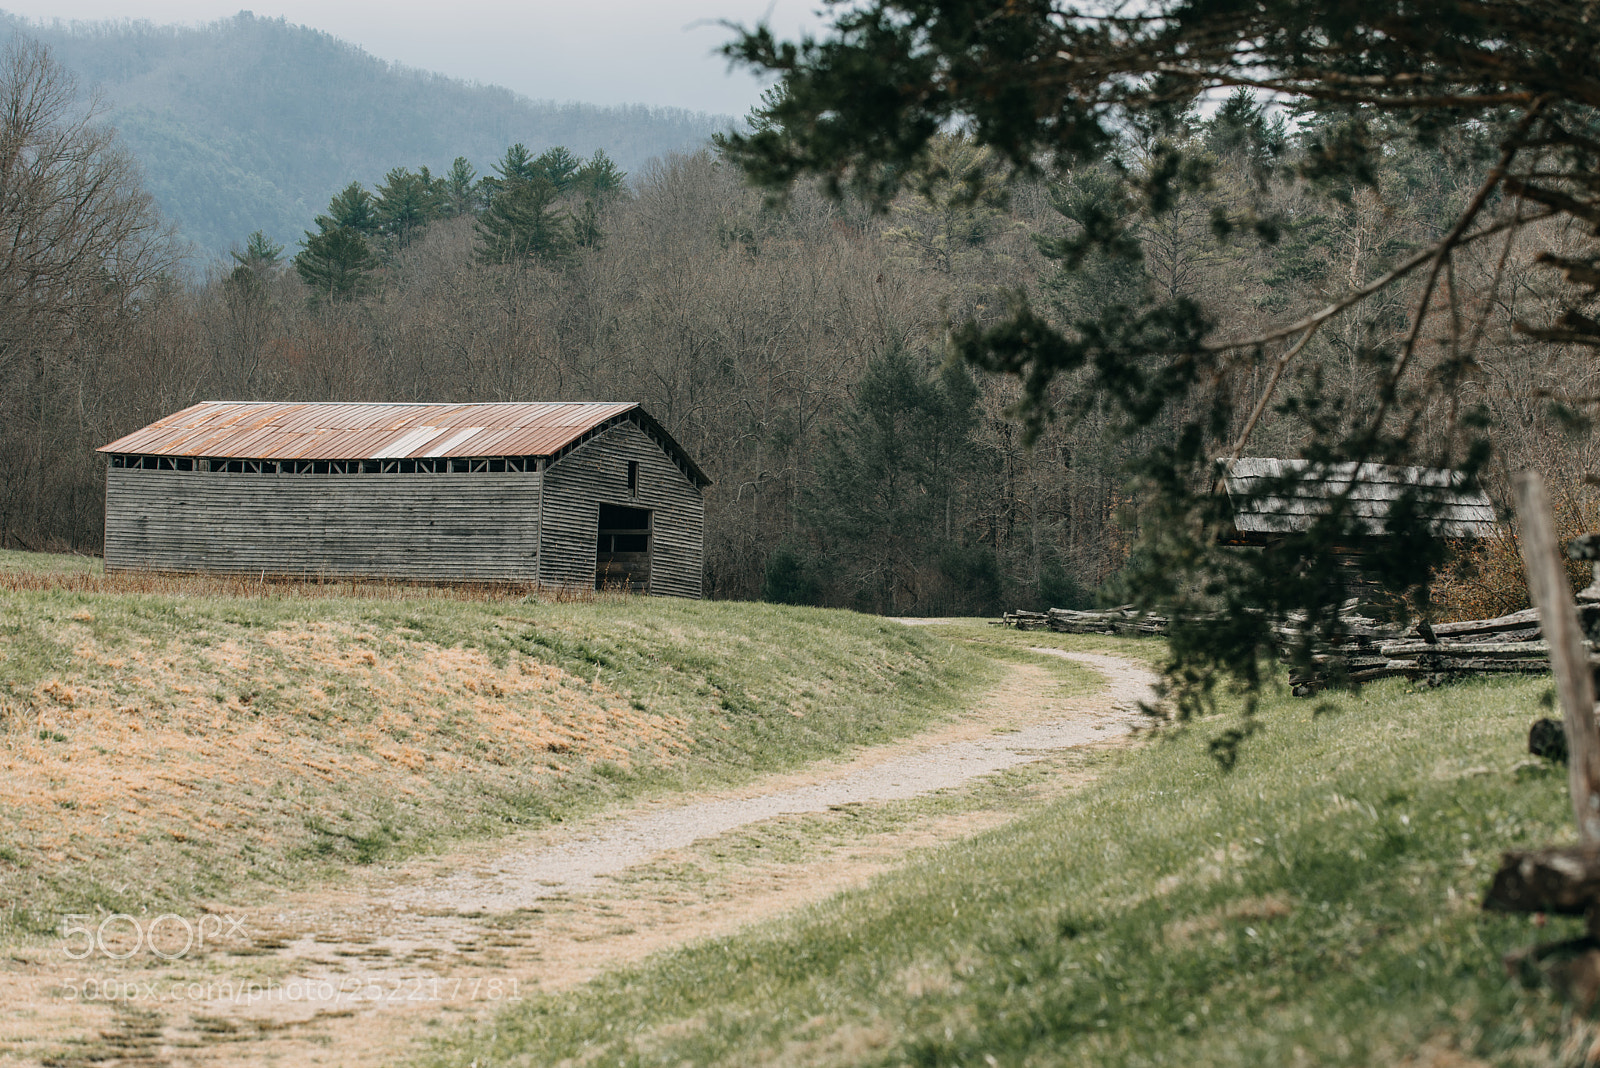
left=596, top=503, right=651, bottom=592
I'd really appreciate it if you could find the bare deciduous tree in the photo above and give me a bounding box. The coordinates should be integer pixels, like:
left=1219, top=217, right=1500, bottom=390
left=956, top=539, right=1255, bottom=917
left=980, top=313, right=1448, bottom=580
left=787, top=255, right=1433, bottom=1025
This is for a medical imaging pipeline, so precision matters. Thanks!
left=0, top=37, right=179, bottom=548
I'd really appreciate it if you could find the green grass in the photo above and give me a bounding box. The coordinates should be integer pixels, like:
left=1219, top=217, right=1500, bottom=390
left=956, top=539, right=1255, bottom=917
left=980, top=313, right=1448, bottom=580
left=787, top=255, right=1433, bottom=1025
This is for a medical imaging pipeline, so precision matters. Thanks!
left=0, top=553, right=1002, bottom=936
left=419, top=670, right=1583, bottom=1067
left=0, top=548, right=101, bottom=575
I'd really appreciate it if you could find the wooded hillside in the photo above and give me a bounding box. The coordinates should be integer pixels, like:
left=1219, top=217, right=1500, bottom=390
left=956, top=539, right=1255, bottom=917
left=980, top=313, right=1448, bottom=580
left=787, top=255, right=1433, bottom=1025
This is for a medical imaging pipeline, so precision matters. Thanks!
left=1, top=12, right=726, bottom=259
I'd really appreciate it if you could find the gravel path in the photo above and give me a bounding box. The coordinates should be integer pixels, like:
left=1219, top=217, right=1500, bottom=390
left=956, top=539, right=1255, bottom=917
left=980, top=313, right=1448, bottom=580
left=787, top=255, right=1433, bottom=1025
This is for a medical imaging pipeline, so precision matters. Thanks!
left=398, top=648, right=1155, bottom=913
left=10, top=646, right=1158, bottom=1068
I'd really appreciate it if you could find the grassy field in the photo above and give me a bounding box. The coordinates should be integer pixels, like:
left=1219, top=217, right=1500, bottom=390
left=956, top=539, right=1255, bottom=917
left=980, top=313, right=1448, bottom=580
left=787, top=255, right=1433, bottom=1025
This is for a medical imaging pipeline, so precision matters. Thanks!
left=419, top=667, right=1585, bottom=1067
left=0, top=552, right=1004, bottom=939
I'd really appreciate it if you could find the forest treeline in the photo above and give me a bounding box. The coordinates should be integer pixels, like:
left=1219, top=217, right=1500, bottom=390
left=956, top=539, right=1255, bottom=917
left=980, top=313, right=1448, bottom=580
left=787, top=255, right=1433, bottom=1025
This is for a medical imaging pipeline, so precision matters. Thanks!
left=2, top=36, right=1587, bottom=615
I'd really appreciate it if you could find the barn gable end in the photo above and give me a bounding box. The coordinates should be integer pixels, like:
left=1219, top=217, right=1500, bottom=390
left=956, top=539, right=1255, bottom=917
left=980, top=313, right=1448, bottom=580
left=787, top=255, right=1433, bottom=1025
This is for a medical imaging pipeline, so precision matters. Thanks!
left=539, top=420, right=704, bottom=598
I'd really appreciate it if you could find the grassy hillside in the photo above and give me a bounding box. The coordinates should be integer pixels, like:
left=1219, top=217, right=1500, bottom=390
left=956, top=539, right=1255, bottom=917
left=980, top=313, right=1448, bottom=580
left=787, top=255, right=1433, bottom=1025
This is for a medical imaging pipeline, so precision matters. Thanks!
left=5, top=12, right=728, bottom=260
left=0, top=552, right=996, bottom=939
left=421, top=643, right=1581, bottom=1067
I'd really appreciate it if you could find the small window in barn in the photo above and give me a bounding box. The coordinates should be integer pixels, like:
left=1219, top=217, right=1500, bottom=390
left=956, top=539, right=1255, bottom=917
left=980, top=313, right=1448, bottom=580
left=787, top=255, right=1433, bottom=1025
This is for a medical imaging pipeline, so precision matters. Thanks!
left=627, top=461, right=639, bottom=497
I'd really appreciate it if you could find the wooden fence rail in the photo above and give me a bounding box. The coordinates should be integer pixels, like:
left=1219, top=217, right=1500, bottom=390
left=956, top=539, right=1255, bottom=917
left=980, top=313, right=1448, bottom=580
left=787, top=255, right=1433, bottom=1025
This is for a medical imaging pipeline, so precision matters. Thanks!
left=999, top=600, right=1600, bottom=695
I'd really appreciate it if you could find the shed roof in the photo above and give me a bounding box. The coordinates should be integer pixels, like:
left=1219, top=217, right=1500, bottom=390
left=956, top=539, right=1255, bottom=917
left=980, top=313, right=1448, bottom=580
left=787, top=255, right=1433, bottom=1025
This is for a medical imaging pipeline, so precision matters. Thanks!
left=1221, top=457, right=1496, bottom=539
left=99, top=401, right=709, bottom=485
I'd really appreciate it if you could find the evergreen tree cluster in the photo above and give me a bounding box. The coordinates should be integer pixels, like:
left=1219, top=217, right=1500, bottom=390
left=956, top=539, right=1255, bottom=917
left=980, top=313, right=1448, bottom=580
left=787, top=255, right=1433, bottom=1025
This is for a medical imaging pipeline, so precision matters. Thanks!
left=292, top=146, right=627, bottom=301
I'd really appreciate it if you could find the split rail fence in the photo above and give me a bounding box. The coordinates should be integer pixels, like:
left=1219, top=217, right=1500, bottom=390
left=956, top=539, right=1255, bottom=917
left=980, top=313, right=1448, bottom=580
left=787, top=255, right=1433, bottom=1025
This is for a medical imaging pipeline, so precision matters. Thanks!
left=1000, top=604, right=1585, bottom=694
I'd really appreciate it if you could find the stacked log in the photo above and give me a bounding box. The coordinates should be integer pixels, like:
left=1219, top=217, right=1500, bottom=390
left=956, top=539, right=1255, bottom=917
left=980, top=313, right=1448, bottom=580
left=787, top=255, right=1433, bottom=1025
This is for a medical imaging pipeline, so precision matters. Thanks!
left=999, top=609, right=1051, bottom=630
left=1043, top=606, right=1169, bottom=635
left=999, top=601, right=1590, bottom=694
left=1284, top=607, right=1558, bottom=694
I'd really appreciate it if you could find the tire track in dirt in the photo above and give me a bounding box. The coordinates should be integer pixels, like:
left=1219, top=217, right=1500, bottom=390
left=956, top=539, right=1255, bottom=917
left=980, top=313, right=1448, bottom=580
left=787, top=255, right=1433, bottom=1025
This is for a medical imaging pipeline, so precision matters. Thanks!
left=4, top=648, right=1156, bottom=1067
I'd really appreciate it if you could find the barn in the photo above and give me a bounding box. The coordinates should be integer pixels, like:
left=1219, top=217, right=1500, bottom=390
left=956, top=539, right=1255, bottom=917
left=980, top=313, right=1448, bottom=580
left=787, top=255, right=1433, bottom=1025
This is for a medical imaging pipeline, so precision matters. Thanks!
left=97, top=401, right=710, bottom=596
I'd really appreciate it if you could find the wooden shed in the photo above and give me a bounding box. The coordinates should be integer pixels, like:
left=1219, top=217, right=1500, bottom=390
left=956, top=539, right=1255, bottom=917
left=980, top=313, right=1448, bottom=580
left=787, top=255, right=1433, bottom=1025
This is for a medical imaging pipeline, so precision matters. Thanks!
left=1216, top=457, right=1496, bottom=603
left=97, top=401, right=710, bottom=596
left=1217, top=457, right=1497, bottom=544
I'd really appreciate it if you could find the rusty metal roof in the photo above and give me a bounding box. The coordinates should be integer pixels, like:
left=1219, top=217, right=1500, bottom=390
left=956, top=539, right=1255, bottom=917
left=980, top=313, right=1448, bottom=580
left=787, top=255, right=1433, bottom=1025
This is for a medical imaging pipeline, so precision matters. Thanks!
left=99, top=401, right=709, bottom=483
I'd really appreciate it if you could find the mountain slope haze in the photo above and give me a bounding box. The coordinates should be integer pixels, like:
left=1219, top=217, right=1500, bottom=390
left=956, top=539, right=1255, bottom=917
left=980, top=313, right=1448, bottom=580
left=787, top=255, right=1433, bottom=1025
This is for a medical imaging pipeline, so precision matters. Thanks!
left=1, top=11, right=731, bottom=260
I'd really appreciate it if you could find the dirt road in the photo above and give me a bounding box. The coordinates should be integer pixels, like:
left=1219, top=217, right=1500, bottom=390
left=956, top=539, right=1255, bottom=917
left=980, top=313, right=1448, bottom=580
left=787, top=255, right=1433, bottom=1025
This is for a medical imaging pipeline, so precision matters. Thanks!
left=2, top=648, right=1155, bottom=1067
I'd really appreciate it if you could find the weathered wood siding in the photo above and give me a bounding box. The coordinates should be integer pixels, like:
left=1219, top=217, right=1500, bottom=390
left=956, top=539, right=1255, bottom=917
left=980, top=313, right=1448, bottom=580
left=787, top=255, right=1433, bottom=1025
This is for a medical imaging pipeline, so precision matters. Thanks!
left=104, top=468, right=543, bottom=581
left=539, top=421, right=704, bottom=598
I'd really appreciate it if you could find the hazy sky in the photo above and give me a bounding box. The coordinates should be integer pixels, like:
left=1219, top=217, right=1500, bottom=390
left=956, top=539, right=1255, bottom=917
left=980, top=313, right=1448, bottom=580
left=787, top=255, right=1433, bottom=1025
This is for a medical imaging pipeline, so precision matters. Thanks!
left=0, top=1, right=828, bottom=115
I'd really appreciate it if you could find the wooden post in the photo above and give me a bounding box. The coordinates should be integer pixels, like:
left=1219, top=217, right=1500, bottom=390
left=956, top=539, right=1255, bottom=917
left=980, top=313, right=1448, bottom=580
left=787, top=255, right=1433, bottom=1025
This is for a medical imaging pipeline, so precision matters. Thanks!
left=1514, top=472, right=1600, bottom=842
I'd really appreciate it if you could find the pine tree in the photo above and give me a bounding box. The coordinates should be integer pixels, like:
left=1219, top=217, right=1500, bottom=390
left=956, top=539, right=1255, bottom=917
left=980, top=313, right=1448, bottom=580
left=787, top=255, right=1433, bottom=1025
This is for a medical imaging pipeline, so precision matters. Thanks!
left=806, top=348, right=982, bottom=613
left=293, top=227, right=378, bottom=302
left=572, top=150, right=627, bottom=248
left=475, top=173, right=570, bottom=267
left=573, top=150, right=626, bottom=200
left=478, top=143, right=537, bottom=203
left=232, top=230, right=283, bottom=271
left=229, top=230, right=284, bottom=284
left=441, top=157, right=479, bottom=217
left=475, top=144, right=573, bottom=267
left=314, top=181, right=379, bottom=235
left=295, top=185, right=380, bottom=302
left=374, top=167, right=441, bottom=249
left=532, top=146, right=580, bottom=193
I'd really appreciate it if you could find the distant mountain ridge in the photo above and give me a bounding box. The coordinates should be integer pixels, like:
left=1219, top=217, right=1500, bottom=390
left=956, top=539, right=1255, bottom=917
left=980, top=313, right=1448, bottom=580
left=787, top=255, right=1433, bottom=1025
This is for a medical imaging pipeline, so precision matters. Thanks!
left=1, top=11, right=731, bottom=263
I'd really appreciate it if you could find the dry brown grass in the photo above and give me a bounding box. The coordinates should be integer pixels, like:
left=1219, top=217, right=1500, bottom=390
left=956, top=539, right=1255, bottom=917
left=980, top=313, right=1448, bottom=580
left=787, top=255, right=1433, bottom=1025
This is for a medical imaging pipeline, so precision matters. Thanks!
left=2, top=613, right=691, bottom=924
left=1431, top=513, right=1594, bottom=622
left=0, top=550, right=992, bottom=938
